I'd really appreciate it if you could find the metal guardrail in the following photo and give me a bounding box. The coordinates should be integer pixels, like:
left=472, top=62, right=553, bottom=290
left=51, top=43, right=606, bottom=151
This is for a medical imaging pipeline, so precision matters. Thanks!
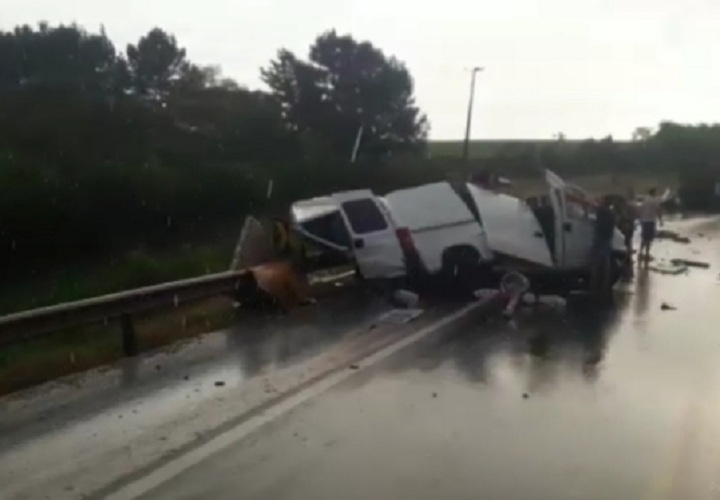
left=0, top=270, right=257, bottom=355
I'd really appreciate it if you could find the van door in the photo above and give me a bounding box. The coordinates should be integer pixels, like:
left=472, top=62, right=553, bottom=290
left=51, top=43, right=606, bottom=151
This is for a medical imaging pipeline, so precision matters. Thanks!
left=545, top=170, right=595, bottom=268
left=331, top=191, right=406, bottom=279
left=546, top=170, right=568, bottom=266
left=561, top=192, right=595, bottom=268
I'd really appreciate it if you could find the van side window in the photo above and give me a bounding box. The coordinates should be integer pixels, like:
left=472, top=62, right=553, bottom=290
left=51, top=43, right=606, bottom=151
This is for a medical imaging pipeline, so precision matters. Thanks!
left=341, top=199, right=388, bottom=234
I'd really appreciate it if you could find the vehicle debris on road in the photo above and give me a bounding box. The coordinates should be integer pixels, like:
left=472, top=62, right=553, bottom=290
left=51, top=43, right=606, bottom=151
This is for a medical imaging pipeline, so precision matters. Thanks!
left=391, top=289, right=419, bottom=309
left=670, top=258, right=710, bottom=269
left=660, top=302, right=676, bottom=311
left=649, top=262, right=687, bottom=275
left=377, top=308, right=424, bottom=325
left=655, top=229, right=691, bottom=244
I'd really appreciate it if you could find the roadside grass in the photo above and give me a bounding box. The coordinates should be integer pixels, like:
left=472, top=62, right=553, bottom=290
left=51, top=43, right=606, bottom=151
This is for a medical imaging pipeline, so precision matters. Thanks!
left=0, top=270, right=355, bottom=396
left=0, top=242, right=234, bottom=315
left=0, top=297, right=236, bottom=396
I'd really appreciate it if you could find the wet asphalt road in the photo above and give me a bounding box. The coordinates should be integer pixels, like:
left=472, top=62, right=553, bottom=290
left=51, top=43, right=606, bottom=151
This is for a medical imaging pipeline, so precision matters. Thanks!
left=3, top=217, right=720, bottom=499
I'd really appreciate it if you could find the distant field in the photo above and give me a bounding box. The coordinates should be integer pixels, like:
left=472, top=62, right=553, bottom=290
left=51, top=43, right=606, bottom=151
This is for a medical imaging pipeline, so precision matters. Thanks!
left=428, top=139, right=675, bottom=197
left=507, top=172, right=677, bottom=199
left=429, top=139, right=630, bottom=159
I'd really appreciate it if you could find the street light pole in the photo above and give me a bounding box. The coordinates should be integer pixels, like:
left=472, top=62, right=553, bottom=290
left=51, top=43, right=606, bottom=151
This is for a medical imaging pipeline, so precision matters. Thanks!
left=462, top=66, right=483, bottom=162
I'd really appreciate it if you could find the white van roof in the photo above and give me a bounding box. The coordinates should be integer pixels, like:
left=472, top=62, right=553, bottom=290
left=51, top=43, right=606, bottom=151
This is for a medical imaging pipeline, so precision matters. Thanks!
left=383, top=182, right=476, bottom=231
left=291, top=196, right=338, bottom=223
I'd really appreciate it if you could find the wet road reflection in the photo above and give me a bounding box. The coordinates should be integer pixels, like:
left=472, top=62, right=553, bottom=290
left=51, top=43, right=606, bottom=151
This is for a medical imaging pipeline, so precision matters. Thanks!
left=144, top=218, right=720, bottom=500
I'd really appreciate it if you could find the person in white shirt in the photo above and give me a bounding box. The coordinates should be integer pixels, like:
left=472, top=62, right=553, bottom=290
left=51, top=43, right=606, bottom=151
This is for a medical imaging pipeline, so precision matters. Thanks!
left=637, top=188, right=663, bottom=261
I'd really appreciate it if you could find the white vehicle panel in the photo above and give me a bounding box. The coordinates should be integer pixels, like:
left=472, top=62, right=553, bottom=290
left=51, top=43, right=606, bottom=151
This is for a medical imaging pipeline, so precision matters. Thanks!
left=467, top=185, right=554, bottom=267
left=411, top=222, right=491, bottom=273
left=331, top=191, right=405, bottom=280
left=383, top=182, right=491, bottom=273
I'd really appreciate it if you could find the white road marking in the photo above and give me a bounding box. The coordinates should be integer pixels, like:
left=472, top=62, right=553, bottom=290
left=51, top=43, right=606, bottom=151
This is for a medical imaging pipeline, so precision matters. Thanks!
left=105, top=300, right=487, bottom=500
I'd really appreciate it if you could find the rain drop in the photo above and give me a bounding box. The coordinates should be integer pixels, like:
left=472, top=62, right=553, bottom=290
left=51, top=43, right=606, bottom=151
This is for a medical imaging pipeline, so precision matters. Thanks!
left=173, top=294, right=179, bottom=307
left=167, top=216, right=172, bottom=227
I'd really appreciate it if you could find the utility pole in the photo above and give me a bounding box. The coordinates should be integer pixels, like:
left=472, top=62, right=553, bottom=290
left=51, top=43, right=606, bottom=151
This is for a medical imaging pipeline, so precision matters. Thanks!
left=462, top=66, right=483, bottom=162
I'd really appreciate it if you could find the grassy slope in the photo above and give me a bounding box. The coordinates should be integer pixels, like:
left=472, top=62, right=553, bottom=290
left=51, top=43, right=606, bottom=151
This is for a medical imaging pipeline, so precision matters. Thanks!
left=429, top=139, right=633, bottom=159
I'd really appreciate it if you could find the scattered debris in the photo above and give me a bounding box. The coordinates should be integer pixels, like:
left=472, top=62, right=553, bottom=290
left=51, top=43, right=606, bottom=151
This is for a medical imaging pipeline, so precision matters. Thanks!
left=522, top=393, right=529, bottom=399
left=368, top=323, right=378, bottom=331
left=391, top=289, right=420, bottom=308
left=214, top=381, right=226, bottom=387
left=473, top=288, right=500, bottom=300
left=500, top=271, right=531, bottom=317
left=432, top=392, right=438, bottom=398
left=521, top=293, right=538, bottom=305
left=656, top=229, right=691, bottom=244
left=528, top=333, right=550, bottom=358
left=349, top=364, right=360, bottom=370
left=155, top=365, right=162, bottom=371
left=377, top=308, right=424, bottom=325
left=670, top=258, right=710, bottom=269
left=660, top=302, right=676, bottom=311
left=183, top=375, right=190, bottom=381
left=649, top=262, right=687, bottom=275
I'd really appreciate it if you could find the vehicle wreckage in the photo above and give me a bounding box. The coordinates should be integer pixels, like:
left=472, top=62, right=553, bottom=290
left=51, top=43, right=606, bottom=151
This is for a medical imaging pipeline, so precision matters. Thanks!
left=288, top=169, right=629, bottom=297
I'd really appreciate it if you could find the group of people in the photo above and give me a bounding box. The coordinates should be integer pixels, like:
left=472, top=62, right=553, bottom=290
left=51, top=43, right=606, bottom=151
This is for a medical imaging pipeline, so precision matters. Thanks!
left=591, top=188, right=663, bottom=294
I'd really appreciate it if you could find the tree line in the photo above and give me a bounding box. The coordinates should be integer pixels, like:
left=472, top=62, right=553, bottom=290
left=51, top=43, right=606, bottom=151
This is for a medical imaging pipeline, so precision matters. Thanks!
left=2, top=22, right=720, bottom=284
left=0, top=23, right=428, bottom=279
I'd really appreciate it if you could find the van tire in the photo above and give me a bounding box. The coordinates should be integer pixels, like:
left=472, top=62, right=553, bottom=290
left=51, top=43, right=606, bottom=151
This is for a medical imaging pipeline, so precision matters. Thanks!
left=440, top=246, right=481, bottom=297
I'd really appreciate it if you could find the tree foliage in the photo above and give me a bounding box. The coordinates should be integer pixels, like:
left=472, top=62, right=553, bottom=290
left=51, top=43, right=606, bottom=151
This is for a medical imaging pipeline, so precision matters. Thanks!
left=262, top=30, right=428, bottom=160
left=126, top=28, right=187, bottom=96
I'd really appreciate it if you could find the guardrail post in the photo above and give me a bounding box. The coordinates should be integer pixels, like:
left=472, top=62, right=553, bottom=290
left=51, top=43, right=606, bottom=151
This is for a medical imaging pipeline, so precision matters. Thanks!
left=120, top=314, right=138, bottom=356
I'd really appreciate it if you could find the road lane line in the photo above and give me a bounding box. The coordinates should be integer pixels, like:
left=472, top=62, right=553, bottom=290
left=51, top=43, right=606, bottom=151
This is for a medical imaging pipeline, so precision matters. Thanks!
left=105, top=299, right=489, bottom=500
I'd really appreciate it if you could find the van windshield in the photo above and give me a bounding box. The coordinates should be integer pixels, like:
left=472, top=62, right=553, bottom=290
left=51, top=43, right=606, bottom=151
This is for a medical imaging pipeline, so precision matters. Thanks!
left=341, top=199, right=388, bottom=234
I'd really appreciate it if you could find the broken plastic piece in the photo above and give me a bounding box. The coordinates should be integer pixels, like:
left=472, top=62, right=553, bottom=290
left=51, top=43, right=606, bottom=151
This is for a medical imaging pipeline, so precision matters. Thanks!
left=670, top=258, right=710, bottom=269
left=391, top=289, right=419, bottom=309
left=649, top=262, right=687, bottom=275
left=378, top=308, right=424, bottom=324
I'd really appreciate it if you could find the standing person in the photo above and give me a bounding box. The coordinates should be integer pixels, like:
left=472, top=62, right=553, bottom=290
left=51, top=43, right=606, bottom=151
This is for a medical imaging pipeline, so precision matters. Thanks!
left=590, top=196, right=616, bottom=297
left=638, top=188, right=663, bottom=262
left=617, top=192, right=637, bottom=267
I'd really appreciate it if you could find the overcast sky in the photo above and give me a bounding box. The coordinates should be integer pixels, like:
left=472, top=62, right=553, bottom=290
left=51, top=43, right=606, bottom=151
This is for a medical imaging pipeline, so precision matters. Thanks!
left=4, top=0, right=720, bottom=140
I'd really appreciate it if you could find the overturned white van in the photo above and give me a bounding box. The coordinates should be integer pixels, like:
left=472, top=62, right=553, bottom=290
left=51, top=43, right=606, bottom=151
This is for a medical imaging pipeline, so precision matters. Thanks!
left=290, top=169, right=628, bottom=296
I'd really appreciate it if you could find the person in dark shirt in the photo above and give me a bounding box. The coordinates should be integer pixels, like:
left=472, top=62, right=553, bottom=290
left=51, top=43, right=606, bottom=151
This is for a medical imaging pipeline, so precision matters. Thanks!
left=590, top=196, right=616, bottom=297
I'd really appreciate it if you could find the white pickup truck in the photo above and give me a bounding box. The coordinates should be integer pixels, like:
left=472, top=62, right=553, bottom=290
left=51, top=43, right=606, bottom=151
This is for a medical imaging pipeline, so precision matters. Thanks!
left=290, top=170, right=628, bottom=296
